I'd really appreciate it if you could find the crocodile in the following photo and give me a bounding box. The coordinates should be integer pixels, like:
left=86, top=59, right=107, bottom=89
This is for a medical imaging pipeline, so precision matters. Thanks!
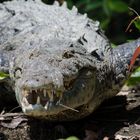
left=0, top=0, right=140, bottom=120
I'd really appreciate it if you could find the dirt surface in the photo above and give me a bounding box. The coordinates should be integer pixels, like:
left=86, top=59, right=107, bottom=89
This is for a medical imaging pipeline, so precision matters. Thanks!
left=0, top=86, right=140, bottom=140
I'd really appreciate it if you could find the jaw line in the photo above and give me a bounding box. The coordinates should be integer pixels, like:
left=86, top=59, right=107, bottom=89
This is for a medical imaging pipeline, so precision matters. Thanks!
left=20, top=84, right=95, bottom=117
left=16, top=69, right=96, bottom=118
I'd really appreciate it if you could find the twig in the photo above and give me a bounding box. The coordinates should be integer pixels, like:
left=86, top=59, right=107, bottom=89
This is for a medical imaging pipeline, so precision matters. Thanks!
left=125, top=7, right=140, bottom=32
left=0, top=113, right=25, bottom=118
left=8, top=106, right=21, bottom=113
left=59, top=103, right=79, bottom=112
left=128, top=7, right=140, bottom=17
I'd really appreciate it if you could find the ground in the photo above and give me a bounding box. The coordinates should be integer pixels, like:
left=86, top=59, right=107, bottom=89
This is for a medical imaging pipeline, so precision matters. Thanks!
left=0, top=85, right=140, bottom=140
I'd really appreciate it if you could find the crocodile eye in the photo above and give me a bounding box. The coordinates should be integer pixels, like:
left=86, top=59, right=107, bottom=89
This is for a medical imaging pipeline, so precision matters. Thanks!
left=14, top=67, right=22, bottom=79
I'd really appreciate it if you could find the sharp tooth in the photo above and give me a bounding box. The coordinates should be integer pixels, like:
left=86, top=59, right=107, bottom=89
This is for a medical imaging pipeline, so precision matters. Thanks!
left=50, top=90, right=54, bottom=101
left=47, top=90, right=52, bottom=99
left=29, top=89, right=32, bottom=93
left=43, top=89, right=47, bottom=97
left=56, top=92, right=59, bottom=97
left=35, top=89, right=37, bottom=93
left=23, top=97, right=29, bottom=106
left=37, top=96, right=40, bottom=104
left=60, top=92, right=63, bottom=99
left=24, top=90, right=29, bottom=97
left=48, top=90, right=54, bottom=101
left=22, top=90, right=25, bottom=96
left=56, top=91, right=61, bottom=97
left=44, top=102, right=49, bottom=110
left=64, top=82, right=69, bottom=87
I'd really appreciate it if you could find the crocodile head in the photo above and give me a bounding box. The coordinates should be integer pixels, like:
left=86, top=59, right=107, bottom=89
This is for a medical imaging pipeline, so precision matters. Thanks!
left=0, top=0, right=114, bottom=120
left=9, top=38, right=98, bottom=120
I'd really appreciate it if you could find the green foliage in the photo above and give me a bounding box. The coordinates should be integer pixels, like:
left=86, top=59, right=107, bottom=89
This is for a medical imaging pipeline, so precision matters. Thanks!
left=127, top=68, right=140, bottom=85
left=66, top=0, right=129, bottom=29
left=66, top=136, right=79, bottom=140
left=106, top=0, right=128, bottom=13
left=0, top=72, right=9, bottom=80
left=134, top=18, right=140, bottom=32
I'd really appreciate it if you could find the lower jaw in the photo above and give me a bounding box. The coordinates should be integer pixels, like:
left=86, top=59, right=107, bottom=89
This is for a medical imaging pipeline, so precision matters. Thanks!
left=22, top=104, right=91, bottom=121
left=16, top=87, right=94, bottom=120
left=21, top=102, right=66, bottom=116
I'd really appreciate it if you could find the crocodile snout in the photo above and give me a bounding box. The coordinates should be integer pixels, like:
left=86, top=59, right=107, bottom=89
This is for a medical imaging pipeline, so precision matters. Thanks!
left=14, top=68, right=96, bottom=119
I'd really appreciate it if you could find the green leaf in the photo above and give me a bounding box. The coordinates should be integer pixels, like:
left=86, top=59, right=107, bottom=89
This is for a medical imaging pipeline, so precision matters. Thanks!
left=100, top=18, right=110, bottom=29
left=127, top=67, right=140, bottom=85
left=103, top=0, right=111, bottom=17
left=127, top=76, right=140, bottom=86
left=66, top=136, right=79, bottom=140
left=134, top=19, right=140, bottom=31
left=131, top=67, right=140, bottom=77
left=107, top=0, right=128, bottom=13
left=0, top=72, right=9, bottom=80
left=111, top=43, right=117, bottom=48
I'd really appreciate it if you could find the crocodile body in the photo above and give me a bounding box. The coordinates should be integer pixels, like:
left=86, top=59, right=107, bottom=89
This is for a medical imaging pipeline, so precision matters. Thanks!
left=0, top=0, right=140, bottom=120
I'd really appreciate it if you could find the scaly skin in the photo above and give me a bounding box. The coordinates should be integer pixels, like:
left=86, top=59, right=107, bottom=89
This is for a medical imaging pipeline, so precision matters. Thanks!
left=0, top=0, right=140, bottom=120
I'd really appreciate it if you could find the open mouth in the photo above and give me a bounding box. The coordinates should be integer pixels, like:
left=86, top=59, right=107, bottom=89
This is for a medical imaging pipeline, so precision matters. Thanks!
left=18, top=68, right=96, bottom=118
left=21, top=88, right=62, bottom=110
left=20, top=77, right=77, bottom=115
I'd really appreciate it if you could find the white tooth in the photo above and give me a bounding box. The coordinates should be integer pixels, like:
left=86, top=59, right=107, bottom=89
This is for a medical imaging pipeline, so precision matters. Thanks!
left=44, top=102, right=49, bottom=110
left=35, top=89, right=37, bottom=93
left=56, top=91, right=61, bottom=98
left=43, top=89, right=47, bottom=97
left=65, top=82, right=69, bottom=87
left=37, top=96, right=40, bottom=104
left=23, top=97, right=29, bottom=106
left=22, top=90, right=25, bottom=96
left=24, top=90, right=29, bottom=97
left=60, top=92, right=63, bottom=99
left=41, top=89, right=43, bottom=93
left=51, top=90, right=54, bottom=101
left=48, top=90, right=52, bottom=99
left=56, top=92, right=59, bottom=97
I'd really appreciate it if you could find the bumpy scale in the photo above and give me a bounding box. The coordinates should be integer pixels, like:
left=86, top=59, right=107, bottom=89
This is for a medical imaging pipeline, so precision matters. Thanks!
left=0, top=0, right=140, bottom=120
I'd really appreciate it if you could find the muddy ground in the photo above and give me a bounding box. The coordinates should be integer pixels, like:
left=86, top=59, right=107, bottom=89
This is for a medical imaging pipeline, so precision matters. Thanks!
left=0, top=86, right=140, bottom=140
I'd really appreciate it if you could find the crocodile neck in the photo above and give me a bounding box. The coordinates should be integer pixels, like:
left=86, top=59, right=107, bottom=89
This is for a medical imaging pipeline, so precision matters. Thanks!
left=112, top=38, right=140, bottom=86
